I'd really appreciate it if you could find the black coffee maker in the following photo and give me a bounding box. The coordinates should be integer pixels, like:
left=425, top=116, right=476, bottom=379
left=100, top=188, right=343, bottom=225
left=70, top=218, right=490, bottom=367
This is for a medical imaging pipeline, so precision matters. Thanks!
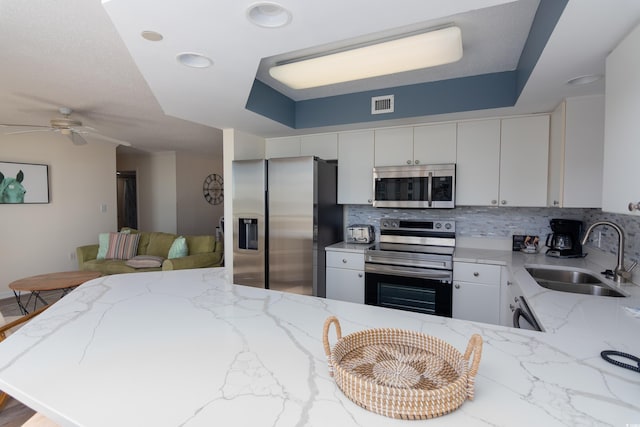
left=545, top=219, right=584, bottom=258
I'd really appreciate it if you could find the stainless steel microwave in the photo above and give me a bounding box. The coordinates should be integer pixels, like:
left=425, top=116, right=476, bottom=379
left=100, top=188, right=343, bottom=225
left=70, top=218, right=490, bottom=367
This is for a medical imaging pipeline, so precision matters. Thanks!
left=373, top=164, right=456, bottom=208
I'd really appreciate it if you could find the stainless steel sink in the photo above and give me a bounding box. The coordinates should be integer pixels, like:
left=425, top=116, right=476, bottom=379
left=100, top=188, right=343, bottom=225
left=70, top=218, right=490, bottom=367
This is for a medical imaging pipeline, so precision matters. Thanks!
left=525, top=267, right=626, bottom=297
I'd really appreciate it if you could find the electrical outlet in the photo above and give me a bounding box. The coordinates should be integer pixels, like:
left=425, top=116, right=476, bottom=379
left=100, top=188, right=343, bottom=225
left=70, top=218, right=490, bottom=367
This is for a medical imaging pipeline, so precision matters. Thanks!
left=100, top=203, right=107, bottom=213
left=69, top=252, right=76, bottom=261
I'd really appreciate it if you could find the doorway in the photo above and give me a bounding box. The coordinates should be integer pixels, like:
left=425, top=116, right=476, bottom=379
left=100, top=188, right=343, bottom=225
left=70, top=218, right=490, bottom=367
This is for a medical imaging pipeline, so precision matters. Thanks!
left=117, top=170, right=138, bottom=230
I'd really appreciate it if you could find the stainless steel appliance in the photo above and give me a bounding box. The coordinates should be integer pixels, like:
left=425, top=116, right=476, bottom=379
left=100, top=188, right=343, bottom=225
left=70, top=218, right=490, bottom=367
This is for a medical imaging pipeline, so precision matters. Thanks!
left=545, top=218, right=584, bottom=258
left=512, top=295, right=542, bottom=331
left=232, top=157, right=343, bottom=297
left=346, top=224, right=375, bottom=244
left=364, top=218, right=454, bottom=316
left=372, top=164, right=455, bottom=208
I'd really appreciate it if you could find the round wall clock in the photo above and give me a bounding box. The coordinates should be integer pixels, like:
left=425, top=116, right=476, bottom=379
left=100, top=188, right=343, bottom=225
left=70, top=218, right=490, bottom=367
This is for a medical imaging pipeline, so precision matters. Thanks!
left=203, top=173, right=224, bottom=205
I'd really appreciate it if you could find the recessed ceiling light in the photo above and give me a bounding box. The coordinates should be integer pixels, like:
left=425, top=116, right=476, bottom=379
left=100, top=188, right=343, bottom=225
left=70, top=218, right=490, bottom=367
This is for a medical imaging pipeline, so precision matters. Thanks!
left=247, top=2, right=292, bottom=28
left=177, top=52, right=213, bottom=68
left=566, top=74, right=603, bottom=86
left=141, top=30, right=163, bottom=42
left=269, top=26, right=463, bottom=90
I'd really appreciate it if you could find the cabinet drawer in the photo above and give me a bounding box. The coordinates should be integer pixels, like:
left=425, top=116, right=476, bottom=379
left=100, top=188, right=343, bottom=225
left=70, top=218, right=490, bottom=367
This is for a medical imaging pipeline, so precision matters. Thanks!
left=326, top=251, right=365, bottom=270
left=453, top=262, right=501, bottom=284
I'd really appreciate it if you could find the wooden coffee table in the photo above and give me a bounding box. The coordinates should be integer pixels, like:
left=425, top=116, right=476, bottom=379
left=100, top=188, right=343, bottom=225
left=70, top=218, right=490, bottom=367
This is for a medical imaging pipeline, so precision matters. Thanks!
left=9, top=271, right=102, bottom=314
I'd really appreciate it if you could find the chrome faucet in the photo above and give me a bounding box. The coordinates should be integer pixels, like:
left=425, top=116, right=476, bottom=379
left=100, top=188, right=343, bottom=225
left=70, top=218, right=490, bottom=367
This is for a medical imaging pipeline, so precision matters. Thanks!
left=581, top=221, right=637, bottom=284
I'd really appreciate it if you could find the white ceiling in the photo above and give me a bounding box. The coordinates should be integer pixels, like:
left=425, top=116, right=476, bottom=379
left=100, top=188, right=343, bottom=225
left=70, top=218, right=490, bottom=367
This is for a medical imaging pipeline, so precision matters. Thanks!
left=2, top=0, right=640, bottom=154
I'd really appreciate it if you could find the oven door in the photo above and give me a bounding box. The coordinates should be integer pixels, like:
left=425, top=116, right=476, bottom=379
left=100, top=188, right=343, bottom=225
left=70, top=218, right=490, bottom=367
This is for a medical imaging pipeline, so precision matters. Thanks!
left=364, top=264, right=452, bottom=317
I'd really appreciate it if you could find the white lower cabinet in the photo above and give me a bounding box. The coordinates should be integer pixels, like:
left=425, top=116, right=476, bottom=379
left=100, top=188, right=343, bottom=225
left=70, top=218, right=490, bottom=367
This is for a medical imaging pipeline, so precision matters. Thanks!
left=452, top=262, right=501, bottom=325
left=325, top=250, right=365, bottom=304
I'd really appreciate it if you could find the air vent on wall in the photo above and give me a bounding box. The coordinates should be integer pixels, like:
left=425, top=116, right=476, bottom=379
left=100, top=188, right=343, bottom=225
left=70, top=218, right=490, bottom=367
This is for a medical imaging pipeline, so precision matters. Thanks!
left=371, top=95, right=394, bottom=114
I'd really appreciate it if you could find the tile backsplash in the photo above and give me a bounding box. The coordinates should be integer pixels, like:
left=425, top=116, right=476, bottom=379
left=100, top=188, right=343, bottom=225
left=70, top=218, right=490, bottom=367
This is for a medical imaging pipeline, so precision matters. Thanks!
left=346, top=206, right=640, bottom=263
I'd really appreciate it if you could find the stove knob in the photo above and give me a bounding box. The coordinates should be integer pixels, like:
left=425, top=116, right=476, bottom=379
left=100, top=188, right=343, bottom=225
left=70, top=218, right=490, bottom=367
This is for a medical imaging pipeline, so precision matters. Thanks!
left=435, top=223, right=442, bottom=229
left=382, top=221, right=389, bottom=228
left=392, top=222, right=399, bottom=228
left=445, top=223, right=452, bottom=230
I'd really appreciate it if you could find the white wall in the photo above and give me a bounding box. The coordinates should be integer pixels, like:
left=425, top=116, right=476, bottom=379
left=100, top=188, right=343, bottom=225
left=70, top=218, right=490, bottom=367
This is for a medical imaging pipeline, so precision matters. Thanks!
left=176, top=151, right=223, bottom=235
left=0, top=133, right=117, bottom=297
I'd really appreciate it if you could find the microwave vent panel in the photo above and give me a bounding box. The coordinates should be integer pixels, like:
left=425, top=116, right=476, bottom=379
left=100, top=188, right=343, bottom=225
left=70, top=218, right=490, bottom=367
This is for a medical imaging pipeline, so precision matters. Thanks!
left=371, top=95, right=394, bottom=114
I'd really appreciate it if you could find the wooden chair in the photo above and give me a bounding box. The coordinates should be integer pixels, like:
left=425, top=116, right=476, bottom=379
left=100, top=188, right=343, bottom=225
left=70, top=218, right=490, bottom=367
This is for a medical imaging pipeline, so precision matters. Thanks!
left=0, top=305, right=49, bottom=411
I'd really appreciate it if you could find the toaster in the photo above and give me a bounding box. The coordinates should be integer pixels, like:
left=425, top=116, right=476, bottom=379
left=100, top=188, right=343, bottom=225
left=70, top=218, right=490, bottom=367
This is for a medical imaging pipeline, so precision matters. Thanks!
left=346, top=224, right=375, bottom=244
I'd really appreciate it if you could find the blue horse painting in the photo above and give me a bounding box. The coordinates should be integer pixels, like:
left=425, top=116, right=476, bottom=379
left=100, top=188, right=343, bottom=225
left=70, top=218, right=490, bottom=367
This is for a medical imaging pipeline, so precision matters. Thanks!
left=0, top=170, right=26, bottom=203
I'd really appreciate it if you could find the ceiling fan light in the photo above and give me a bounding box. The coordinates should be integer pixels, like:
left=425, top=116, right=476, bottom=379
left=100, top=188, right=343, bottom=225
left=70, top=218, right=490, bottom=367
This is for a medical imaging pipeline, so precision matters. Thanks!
left=60, top=129, right=71, bottom=135
left=269, top=26, right=463, bottom=90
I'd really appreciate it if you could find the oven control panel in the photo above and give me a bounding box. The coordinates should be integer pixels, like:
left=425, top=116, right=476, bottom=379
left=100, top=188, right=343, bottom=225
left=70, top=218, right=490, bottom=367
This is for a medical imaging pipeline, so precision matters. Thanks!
left=380, top=219, right=455, bottom=233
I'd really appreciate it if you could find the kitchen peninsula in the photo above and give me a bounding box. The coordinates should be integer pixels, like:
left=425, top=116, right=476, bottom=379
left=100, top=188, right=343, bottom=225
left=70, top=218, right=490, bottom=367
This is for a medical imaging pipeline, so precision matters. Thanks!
left=0, top=268, right=638, bottom=426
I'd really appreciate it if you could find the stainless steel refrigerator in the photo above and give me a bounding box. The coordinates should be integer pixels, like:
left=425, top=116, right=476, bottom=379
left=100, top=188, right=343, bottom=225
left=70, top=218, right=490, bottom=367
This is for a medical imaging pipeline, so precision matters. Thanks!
left=232, top=156, right=343, bottom=297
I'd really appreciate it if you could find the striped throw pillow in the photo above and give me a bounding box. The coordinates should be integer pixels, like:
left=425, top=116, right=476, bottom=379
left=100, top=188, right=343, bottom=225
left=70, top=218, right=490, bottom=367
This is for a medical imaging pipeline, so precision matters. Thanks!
left=105, top=232, right=140, bottom=260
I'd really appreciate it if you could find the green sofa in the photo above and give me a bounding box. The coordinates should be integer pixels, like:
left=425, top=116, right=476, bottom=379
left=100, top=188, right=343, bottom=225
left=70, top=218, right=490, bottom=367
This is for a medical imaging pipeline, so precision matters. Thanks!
left=77, top=229, right=223, bottom=275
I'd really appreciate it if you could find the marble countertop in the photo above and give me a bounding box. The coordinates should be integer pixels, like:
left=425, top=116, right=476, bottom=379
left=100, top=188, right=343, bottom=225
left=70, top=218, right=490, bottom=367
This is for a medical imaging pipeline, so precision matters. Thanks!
left=0, top=268, right=638, bottom=426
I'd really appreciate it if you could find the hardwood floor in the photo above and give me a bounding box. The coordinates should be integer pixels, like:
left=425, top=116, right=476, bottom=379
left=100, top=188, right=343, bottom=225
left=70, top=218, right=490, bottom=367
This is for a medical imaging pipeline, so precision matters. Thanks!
left=0, top=291, right=64, bottom=427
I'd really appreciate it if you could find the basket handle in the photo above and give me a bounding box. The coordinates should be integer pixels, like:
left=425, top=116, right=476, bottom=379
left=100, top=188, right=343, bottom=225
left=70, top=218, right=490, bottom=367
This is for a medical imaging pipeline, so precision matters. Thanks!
left=463, top=334, right=483, bottom=400
left=322, top=316, right=342, bottom=377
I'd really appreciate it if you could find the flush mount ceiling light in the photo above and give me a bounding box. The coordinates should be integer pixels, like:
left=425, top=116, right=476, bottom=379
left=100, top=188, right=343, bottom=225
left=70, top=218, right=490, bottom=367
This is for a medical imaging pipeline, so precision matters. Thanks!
left=247, top=2, right=292, bottom=28
left=177, top=52, right=213, bottom=68
left=566, top=74, right=603, bottom=86
left=269, top=26, right=463, bottom=90
left=141, top=30, right=163, bottom=42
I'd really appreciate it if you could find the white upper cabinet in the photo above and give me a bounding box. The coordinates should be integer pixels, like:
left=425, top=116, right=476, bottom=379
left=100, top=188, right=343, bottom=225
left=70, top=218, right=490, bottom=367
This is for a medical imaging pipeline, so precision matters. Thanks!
left=548, top=96, right=604, bottom=208
left=373, top=124, right=456, bottom=166
left=499, top=115, right=550, bottom=207
left=338, top=131, right=375, bottom=205
left=413, top=123, right=457, bottom=165
left=265, top=136, right=301, bottom=158
left=300, top=133, right=338, bottom=160
left=456, top=120, right=501, bottom=206
left=373, top=127, right=414, bottom=166
left=603, top=23, right=640, bottom=215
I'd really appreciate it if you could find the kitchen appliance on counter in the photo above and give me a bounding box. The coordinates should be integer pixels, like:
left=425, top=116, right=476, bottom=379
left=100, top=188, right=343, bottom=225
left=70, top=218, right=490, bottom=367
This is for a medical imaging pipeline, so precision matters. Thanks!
left=232, top=157, right=343, bottom=297
left=372, top=164, right=455, bottom=209
left=346, top=224, right=375, bottom=244
left=545, top=218, right=584, bottom=258
left=364, top=218, right=455, bottom=316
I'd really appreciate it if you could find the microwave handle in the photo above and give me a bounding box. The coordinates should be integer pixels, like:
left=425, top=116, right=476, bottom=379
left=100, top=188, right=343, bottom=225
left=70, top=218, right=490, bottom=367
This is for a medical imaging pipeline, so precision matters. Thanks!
left=427, top=171, right=433, bottom=207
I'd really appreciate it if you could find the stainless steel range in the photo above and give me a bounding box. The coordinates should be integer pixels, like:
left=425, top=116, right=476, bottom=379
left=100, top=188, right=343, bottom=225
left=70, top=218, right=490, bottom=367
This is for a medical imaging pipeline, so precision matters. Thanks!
left=364, top=218, right=455, bottom=317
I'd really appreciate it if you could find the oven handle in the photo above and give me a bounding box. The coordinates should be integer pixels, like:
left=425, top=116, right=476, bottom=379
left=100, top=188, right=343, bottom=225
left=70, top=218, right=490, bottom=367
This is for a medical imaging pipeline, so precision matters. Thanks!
left=365, top=263, right=452, bottom=281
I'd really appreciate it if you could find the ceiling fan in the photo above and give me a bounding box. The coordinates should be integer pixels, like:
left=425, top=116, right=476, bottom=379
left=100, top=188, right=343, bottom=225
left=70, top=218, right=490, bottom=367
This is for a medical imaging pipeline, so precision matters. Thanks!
left=1, top=107, right=131, bottom=146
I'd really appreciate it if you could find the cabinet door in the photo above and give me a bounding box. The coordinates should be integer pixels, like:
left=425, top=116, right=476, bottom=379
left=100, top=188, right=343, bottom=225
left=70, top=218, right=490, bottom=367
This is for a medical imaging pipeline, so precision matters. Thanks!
left=374, top=127, right=413, bottom=166
left=265, top=136, right=300, bottom=158
left=413, top=123, right=457, bottom=165
left=547, top=102, right=565, bottom=207
left=300, top=133, right=338, bottom=160
left=452, top=281, right=500, bottom=325
left=456, top=120, right=501, bottom=206
left=499, top=115, right=550, bottom=207
left=603, top=25, right=640, bottom=214
left=338, top=131, right=375, bottom=204
left=326, top=267, right=365, bottom=304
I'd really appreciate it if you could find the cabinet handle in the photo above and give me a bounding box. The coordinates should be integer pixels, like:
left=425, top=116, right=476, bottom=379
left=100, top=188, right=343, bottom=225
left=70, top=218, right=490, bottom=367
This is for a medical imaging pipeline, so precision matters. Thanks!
left=491, top=200, right=497, bottom=205
left=507, top=281, right=512, bottom=286
left=406, top=160, right=412, bottom=165
left=358, top=273, right=363, bottom=278
left=454, top=284, right=460, bottom=289
left=501, top=200, right=507, bottom=205
left=342, top=259, right=347, bottom=264
left=367, top=199, right=372, bottom=203
left=473, top=272, right=479, bottom=277
left=553, top=200, right=559, bottom=206
left=629, top=201, right=640, bottom=212
left=414, top=160, right=420, bottom=165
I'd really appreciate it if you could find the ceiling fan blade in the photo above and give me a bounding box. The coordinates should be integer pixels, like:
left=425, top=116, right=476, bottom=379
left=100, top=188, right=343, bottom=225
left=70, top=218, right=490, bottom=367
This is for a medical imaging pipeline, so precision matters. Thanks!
left=84, top=131, right=132, bottom=147
left=69, top=132, right=88, bottom=146
left=0, top=123, right=50, bottom=129
left=4, top=128, right=54, bottom=135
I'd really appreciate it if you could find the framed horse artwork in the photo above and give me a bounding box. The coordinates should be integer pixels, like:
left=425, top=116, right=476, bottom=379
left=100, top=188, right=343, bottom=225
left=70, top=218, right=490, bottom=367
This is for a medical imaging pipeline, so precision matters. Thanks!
left=0, top=161, right=49, bottom=204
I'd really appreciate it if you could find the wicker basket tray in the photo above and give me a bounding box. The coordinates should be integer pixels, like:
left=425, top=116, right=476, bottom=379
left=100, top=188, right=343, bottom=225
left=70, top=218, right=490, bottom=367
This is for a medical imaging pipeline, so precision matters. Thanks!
left=322, top=316, right=482, bottom=420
